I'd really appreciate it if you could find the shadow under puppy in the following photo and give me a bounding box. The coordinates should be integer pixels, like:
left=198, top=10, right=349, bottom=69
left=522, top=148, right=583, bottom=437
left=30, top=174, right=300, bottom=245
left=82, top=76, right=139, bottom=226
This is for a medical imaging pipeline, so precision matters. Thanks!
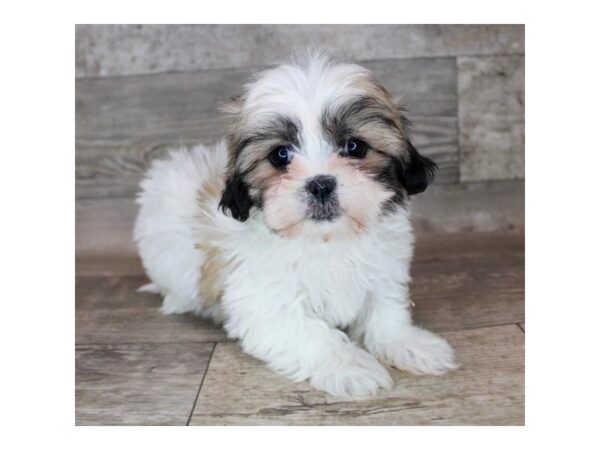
left=134, top=52, right=456, bottom=396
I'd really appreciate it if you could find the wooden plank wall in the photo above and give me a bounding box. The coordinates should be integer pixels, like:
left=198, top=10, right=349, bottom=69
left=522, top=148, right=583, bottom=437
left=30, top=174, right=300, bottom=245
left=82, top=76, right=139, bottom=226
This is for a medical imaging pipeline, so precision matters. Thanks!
left=76, top=25, right=525, bottom=256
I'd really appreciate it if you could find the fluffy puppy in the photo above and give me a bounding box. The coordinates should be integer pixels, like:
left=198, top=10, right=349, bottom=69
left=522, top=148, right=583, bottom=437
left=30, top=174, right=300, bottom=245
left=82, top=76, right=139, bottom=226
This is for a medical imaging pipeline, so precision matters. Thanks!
left=134, top=52, right=456, bottom=396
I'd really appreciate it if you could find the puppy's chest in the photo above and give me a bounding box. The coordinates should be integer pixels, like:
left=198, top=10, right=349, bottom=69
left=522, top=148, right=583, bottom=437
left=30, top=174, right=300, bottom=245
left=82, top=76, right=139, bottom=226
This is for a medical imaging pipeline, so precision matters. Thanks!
left=297, top=265, right=361, bottom=325
left=287, top=245, right=389, bottom=327
left=223, top=225, right=411, bottom=326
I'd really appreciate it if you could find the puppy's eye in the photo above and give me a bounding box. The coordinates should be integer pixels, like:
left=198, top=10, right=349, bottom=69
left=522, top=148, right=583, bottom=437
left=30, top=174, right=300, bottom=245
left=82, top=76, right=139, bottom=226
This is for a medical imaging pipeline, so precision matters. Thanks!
left=268, top=145, right=294, bottom=169
left=343, top=138, right=368, bottom=158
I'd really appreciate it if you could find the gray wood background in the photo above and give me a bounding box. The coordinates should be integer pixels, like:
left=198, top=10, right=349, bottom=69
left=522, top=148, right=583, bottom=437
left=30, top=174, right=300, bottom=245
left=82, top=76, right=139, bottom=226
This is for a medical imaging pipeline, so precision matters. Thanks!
left=76, top=25, right=525, bottom=256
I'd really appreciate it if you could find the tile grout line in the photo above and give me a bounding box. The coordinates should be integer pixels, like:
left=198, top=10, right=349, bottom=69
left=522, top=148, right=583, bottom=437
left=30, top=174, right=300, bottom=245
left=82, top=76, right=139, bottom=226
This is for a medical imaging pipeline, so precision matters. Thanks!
left=75, top=340, right=229, bottom=347
left=455, top=56, right=463, bottom=184
left=440, top=321, right=526, bottom=332
left=186, top=342, right=217, bottom=426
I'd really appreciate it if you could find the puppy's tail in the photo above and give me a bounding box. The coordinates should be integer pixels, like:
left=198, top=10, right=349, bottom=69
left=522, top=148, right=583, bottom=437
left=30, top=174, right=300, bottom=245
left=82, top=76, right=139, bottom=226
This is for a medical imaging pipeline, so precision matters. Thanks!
left=137, top=283, right=160, bottom=295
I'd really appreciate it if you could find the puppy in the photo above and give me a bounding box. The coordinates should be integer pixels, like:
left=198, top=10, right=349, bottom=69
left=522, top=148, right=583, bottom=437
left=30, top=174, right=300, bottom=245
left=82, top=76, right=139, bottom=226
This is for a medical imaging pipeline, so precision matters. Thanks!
left=134, top=52, right=456, bottom=396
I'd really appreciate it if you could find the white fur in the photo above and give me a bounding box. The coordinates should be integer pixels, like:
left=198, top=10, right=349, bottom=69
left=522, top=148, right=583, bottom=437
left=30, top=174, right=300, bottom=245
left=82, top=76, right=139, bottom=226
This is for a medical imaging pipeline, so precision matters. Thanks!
left=134, top=54, right=456, bottom=396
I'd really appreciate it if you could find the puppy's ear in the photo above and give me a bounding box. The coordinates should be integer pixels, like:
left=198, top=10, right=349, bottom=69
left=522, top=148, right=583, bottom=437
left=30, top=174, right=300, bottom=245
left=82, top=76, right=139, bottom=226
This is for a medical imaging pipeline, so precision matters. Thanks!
left=398, top=140, right=437, bottom=195
left=219, top=173, right=254, bottom=222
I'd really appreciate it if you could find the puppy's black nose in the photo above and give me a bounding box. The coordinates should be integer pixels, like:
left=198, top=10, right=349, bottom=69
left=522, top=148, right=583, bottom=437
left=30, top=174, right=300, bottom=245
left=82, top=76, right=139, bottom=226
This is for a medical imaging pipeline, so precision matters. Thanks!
left=305, top=175, right=337, bottom=201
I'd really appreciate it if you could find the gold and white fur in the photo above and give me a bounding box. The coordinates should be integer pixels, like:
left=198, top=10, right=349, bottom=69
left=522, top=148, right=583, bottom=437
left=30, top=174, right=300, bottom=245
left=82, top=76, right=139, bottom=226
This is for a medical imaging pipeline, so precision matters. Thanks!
left=134, top=52, right=456, bottom=396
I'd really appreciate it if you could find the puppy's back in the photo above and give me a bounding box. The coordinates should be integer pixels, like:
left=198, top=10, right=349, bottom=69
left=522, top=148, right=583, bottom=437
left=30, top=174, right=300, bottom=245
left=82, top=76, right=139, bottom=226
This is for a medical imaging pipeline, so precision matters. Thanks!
left=133, top=141, right=228, bottom=314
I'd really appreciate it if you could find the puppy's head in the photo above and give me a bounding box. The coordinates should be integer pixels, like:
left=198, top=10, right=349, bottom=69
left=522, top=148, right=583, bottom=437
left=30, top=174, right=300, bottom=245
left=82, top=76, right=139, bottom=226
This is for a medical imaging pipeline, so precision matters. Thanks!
left=219, top=52, right=436, bottom=239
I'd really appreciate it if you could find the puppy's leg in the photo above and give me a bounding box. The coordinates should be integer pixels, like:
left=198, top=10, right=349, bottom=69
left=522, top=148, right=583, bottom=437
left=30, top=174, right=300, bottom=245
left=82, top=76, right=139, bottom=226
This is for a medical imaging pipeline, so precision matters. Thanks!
left=223, top=297, right=392, bottom=397
left=350, top=285, right=457, bottom=376
left=160, top=292, right=202, bottom=315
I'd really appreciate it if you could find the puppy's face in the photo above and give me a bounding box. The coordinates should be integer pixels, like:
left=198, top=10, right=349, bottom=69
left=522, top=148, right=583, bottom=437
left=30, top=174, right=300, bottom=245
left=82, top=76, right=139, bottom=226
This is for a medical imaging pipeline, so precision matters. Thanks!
left=219, top=54, right=436, bottom=240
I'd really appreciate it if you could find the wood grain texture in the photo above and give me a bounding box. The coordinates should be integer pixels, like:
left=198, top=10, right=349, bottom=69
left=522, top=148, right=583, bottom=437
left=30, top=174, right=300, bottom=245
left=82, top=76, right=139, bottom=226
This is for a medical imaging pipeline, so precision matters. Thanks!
left=76, top=255, right=145, bottom=276
left=76, top=58, right=458, bottom=200
left=76, top=342, right=213, bottom=425
left=76, top=197, right=138, bottom=256
left=411, top=233, right=524, bottom=331
left=76, top=276, right=227, bottom=344
left=412, top=180, right=524, bottom=234
left=189, top=325, right=524, bottom=425
left=76, top=25, right=524, bottom=78
left=458, top=56, right=525, bottom=182
left=366, top=58, right=457, bottom=117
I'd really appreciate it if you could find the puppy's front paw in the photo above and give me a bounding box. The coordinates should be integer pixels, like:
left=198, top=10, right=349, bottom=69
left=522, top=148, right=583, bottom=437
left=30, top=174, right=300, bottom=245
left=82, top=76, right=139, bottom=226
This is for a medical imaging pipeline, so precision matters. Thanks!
left=310, top=347, right=393, bottom=397
left=388, top=327, right=457, bottom=376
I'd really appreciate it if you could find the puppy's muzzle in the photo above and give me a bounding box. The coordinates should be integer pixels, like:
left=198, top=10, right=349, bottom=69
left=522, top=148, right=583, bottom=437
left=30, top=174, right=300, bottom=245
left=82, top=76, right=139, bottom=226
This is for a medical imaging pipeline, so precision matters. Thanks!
left=305, top=175, right=341, bottom=222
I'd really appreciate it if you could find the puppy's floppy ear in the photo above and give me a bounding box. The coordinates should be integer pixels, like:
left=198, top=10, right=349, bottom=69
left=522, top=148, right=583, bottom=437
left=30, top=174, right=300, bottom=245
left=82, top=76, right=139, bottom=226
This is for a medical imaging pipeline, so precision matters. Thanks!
left=219, top=172, right=254, bottom=222
left=398, top=140, right=437, bottom=195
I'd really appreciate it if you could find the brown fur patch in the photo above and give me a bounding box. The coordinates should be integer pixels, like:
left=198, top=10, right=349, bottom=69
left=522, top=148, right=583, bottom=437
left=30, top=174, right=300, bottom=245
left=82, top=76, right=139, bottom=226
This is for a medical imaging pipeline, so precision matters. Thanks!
left=194, top=169, right=229, bottom=305
left=348, top=149, right=391, bottom=177
left=245, top=159, right=281, bottom=187
left=200, top=174, right=224, bottom=200
left=197, top=245, right=226, bottom=306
